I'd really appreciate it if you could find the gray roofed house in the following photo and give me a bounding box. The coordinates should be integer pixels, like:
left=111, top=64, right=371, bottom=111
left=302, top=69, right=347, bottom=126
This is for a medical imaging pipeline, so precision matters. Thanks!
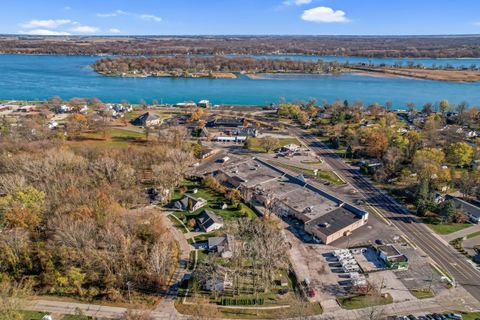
left=207, top=234, right=235, bottom=258
left=448, top=196, right=480, bottom=224
left=131, top=112, right=162, bottom=127
left=173, top=195, right=207, bottom=212
left=196, top=210, right=224, bottom=232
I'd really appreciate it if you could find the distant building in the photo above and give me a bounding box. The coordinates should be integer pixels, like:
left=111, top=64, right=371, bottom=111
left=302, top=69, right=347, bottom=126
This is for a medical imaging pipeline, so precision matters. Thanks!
left=231, top=126, right=258, bottom=137
left=196, top=210, right=224, bottom=232
left=214, top=136, right=247, bottom=143
left=131, top=112, right=162, bottom=127
left=208, top=118, right=244, bottom=128
left=198, top=100, right=212, bottom=108
left=173, top=195, right=207, bottom=212
left=281, top=144, right=301, bottom=153
left=175, top=101, right=197, bottom=108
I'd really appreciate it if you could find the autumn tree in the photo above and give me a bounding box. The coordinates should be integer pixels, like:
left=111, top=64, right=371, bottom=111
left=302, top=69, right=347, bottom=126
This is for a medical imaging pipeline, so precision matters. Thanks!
left=446, top=142, right=474, bottom=167
left=412, top=148, right=445, bottom=180
left=366, top=130, right=388, bottom=158
left=259, top=136, right=280, bottom=153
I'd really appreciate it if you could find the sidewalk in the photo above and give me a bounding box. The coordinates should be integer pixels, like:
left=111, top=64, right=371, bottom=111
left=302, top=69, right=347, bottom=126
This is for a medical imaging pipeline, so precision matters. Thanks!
left=443, top=223, right=480, bottom=242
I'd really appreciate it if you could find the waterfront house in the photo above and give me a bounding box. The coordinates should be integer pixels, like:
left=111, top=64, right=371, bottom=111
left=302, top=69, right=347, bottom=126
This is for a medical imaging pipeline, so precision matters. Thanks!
left=131, top=112, right=162, bottom=127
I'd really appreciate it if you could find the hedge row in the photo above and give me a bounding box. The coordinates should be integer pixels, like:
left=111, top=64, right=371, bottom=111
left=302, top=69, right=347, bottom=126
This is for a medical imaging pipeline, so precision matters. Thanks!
left=220, top=297, right=265, bottom=306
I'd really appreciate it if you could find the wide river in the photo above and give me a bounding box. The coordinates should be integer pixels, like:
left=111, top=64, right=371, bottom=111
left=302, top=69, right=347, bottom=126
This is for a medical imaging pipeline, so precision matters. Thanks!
left=1, top=54, right=480, bottom=107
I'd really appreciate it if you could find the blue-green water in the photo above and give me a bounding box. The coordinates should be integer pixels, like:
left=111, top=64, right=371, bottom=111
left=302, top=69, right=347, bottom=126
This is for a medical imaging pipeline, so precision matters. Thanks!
left=1, top=54, right=480, bottom=107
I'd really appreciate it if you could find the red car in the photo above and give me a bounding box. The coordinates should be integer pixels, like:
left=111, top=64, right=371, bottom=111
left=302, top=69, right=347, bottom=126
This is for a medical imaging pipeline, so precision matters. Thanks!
left=307, top=288, right=316, bottom=298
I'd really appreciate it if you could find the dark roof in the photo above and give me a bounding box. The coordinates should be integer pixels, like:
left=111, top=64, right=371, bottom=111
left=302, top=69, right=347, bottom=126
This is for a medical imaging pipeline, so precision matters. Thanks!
left=131, top=112, right=160, bottom=126
left=209, top=118, right=244, bottom=127
left=449, top=197, right=480, bottom=219
left=306, top=206, right=363, bottom=237
left=172, top=194, right=203, bottom=211
left=196, top=210, right=224, bottom=231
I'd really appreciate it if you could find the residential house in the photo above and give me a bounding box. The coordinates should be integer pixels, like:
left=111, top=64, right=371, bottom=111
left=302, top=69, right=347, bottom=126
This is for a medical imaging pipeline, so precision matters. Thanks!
left=202, top=267, right=232, bottom=292
left=173, top=195, right=208, bottom=212
left=131, top=112, right=162, bottom=127
left=198, top=100, right=212, bottom=108
left=232, top=126, right=259, bottom=137
left=448, top=196, right=480, bottom=224
left=196, top=210, right=224, bottom=232
left=207, top=234, right=235, bottom=258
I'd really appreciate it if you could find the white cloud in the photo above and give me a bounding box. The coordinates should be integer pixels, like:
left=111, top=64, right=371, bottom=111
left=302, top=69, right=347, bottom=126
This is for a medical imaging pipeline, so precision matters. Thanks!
left=474, top=22, right=480, bottom=26
left=70, top=25, right=99, bottom=33
left=301, top=6, right=349, bottom=23
left=20, top=19, right=72, bottom=29
left=140, top=14, right=162, bottom=22
left=97, top=10, right=127, bottom=17
left=283, top=0, right=312, bottom=6
left=109, top=28, right=121, bottom=34
left=20, top=29, right=71, bottom=36
left=64, top=6, right=72, bottom=10
left=97, top=10, right=161, bottom=22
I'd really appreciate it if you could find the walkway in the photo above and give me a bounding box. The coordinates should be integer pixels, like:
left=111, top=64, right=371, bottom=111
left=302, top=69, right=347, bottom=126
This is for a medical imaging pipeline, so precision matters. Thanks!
left=443, top=223, right=480, bottom=242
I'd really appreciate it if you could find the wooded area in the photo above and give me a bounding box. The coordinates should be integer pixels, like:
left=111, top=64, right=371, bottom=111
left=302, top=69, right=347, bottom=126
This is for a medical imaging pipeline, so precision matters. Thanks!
left=92, top=56, right=342, bottom=77
left=0, top=115, right=194, bottom=303
left=2, top=35, right=480, bottom=57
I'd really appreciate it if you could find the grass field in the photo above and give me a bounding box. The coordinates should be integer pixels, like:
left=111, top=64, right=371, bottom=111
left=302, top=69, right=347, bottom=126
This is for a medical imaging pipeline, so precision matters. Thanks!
left=467, top=230, right=480, bottom=239
left=70, top=128, right=146, bottom=148
left=424, top=221, right=472, bottom=235
left=410, top=288, right=435, bottom=299
left=269, top=160, right=344, bottom=186
left=246, top=137, right=301, bottom=153
left=337, top=294, right=393, bottom=310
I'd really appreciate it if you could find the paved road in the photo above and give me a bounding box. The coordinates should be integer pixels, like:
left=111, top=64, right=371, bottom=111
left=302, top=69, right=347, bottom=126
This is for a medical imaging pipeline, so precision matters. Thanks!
left=292, top=129, right=480, bottom=303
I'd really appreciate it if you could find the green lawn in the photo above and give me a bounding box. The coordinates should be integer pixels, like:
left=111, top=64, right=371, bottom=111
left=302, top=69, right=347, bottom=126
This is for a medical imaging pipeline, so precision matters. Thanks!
left=337, top=294, right=393, bottom=310
left=461, top=312, right=480, bottom=320
left=410, top=289, right=435, bottom=299
left=467, top=230, right=480, bottom=239
left=170, top=179, right=257, bottom=223
left=21, top=311, right=46, bottom=320
left=425, top=222, right=472, bottom=235
left=246, top=137, right=301, bottom=153
left=72, top=128, right=146, bottom=148
left=269, top=160, right=344, bottom=186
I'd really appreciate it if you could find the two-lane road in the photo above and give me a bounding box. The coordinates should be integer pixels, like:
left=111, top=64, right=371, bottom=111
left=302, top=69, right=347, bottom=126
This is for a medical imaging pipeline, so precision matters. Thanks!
left=294, top=129, right=480, bottom=302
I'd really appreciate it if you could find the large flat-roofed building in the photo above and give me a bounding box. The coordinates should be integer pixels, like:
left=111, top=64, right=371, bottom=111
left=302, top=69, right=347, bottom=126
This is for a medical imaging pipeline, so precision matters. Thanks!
left=305, top=206, right=368, bottom=244
left=209, top=157, right=368, bottom=244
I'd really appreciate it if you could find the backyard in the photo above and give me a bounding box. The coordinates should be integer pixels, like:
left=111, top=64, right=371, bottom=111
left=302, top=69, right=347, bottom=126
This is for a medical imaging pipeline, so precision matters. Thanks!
left=169, top=179, right=257, bottom=226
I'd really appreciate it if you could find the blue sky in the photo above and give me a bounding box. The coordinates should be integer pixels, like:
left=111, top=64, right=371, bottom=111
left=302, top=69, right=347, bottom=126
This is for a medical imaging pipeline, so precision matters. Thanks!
left=1, top=0, right=480, bottom=36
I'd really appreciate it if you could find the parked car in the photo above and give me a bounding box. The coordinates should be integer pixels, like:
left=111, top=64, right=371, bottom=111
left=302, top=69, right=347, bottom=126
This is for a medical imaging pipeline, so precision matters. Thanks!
left=307, top=288, right=316, bottom=297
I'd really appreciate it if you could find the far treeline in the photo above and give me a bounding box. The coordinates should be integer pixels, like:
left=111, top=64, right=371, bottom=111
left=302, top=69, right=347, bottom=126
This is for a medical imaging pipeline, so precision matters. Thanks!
left=3, top=35, right=480, bottom=58
left=92, top=56, right=343, bottom=76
